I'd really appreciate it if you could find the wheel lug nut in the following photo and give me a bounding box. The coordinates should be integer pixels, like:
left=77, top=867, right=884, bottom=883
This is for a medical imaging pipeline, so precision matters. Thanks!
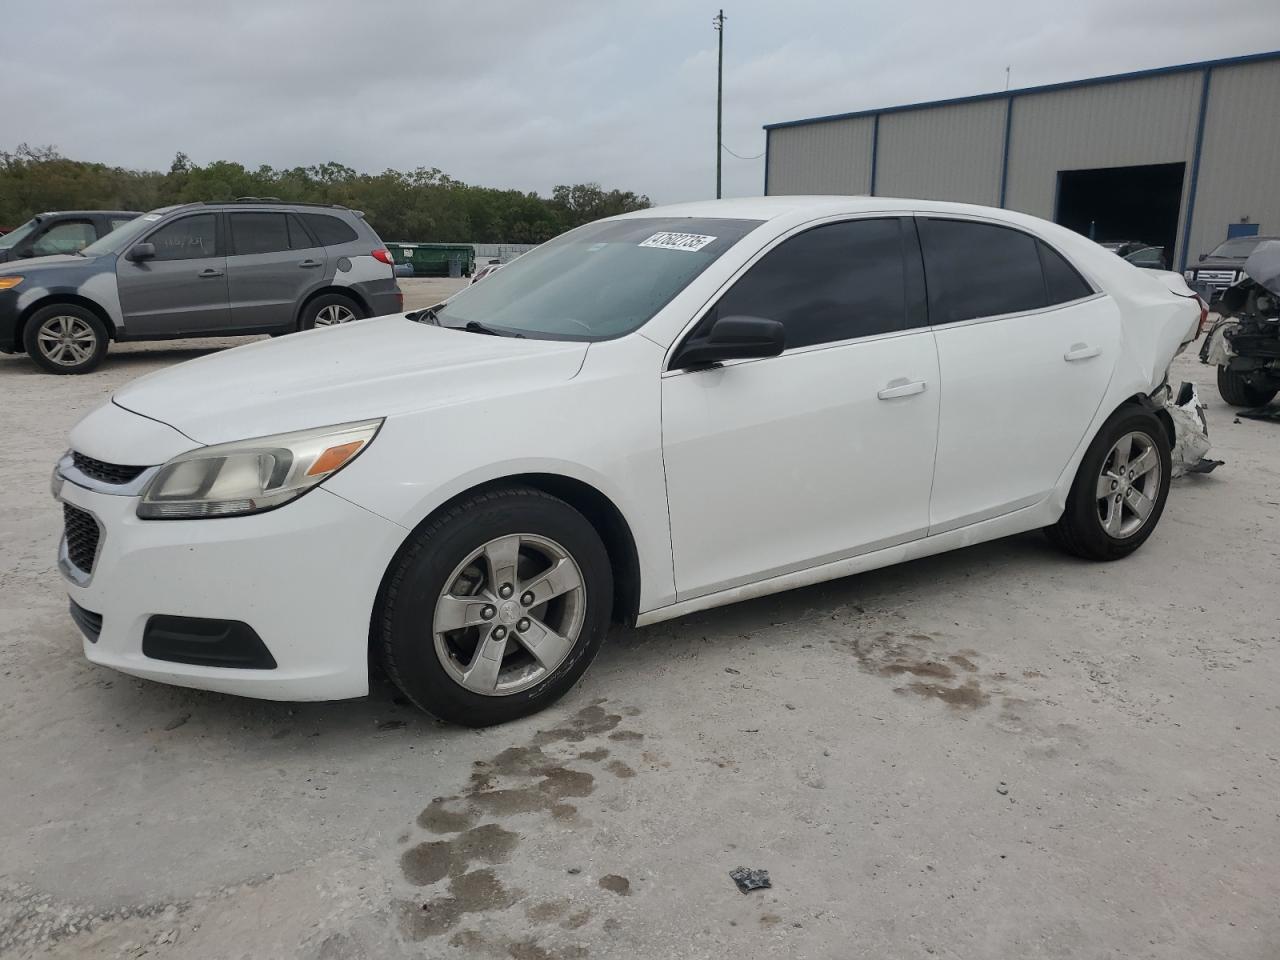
left=521, top=591, right=535, bottom=606
left=1111, top=481, right=1117, bottom=490
left=499, top=584, right=513, bottom=599
left=492, top=626, right=507, bottom=640
left=481, top=605, right=496, bottom=620
left=517, top=618, right=531, bottom=632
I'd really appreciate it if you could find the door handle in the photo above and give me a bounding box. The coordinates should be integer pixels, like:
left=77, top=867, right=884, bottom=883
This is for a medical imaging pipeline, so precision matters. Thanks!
left=298, top=259, right=322, bottom=268
left=198, top=268, right=224, bottom=278
left=877, top=378, right=927, bottom=400
left=1064, top=343, right=1101, bottom=362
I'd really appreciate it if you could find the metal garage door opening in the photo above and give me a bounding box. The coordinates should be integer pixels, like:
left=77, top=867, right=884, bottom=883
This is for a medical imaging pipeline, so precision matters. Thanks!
left=1055, top=162, right=1186, bottom=268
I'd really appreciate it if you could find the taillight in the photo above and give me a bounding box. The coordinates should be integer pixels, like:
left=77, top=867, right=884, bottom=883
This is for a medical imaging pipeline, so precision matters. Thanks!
left=1196, top=294, right=1210, bottom=335
left=372, top=249, right=393, bottom=265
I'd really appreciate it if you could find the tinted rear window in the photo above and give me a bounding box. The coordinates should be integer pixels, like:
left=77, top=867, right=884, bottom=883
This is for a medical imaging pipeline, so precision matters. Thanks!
left=1038, top=240, right=1093, bottom=302
left=300, top=213, right=358, bottom=246
left=918, top=218, right=1046, bottom=324
left=230, top=212, right=290, bottom=255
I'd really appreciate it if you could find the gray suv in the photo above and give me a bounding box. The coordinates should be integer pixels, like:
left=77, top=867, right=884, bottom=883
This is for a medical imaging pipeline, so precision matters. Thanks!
left=0, top=200, right=402, bottom=373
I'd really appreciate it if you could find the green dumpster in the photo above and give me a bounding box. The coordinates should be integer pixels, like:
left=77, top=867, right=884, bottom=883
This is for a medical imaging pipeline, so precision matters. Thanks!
left=385, top=242, right=475, bottom=278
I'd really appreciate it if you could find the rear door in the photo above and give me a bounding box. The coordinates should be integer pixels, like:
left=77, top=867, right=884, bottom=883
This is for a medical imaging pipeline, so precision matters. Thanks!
left=116, top=212, right=230, bottom=336
left=225, top=211, right=327, bottom=330
left=919, top=216, right=1120, bottom=532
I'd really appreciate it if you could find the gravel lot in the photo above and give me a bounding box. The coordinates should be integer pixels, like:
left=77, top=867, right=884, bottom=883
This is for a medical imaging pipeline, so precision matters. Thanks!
left=1, top=292, right=1278, bottom=959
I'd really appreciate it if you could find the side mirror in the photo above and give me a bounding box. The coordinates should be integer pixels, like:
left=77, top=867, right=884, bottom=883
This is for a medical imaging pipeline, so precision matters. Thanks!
left=128, top=243, right=156, bottom=262
left=1198, top=253, right=1207, bottom=262
left=673, top=315, right=785, bottom=369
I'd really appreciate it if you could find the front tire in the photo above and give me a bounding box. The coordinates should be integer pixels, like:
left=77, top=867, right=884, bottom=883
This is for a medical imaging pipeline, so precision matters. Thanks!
left=378, top=487, right=613, bottom=727
left=24, top=304, right=108, bottom=374
left=1046, top=407, right=1171, bottom=561
left=1216, top=364, right=1277, bottom=407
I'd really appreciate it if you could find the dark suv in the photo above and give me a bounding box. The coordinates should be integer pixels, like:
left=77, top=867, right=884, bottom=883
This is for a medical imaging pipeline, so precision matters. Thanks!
left=0, top=200, right=402, bottom=373
left=0, top=210, right=141, bottom=263
left=1185, top=235, right=1280, bottom=302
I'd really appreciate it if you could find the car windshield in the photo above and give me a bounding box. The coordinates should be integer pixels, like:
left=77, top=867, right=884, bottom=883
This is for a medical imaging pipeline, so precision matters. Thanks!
left=1209, top=237, right=1267, bottom=259
left=0, top=218, right=41, bottom=251
left=432, top=217, right=762, bottom=340
left=80, top=208, right=175, bottom=257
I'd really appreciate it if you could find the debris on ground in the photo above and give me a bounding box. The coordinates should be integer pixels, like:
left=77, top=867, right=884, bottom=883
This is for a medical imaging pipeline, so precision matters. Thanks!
left=1186, top=458, right=1224, bottom=473
left=729, top=866, right=771, bottom=893
left=377, top=719, right=407, bottom=730
left=997, top=782, right=1009, bottom=796
left=1238, top=405, right=1280, bottom=423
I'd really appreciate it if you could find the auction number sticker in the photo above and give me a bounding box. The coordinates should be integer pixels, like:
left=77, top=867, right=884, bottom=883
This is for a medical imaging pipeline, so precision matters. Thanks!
left=639, top=232, right=717, bottom=253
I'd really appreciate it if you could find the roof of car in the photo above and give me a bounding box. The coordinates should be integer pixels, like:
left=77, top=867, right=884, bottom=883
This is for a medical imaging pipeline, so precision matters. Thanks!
left=613, top=195, right=1054, bottom=223
left=38, top=210, right=142, bottom=217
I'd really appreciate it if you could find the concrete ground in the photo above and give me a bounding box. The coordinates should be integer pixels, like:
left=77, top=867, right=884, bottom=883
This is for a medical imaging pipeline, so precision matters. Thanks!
left=1, top=295, right=1277, bottom=959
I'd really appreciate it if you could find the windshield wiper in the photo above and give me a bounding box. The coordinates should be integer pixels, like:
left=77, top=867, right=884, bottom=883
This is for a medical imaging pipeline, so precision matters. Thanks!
left=406, top=305, right=441, bottom=325
left=450, top=319, right=524, bottom=338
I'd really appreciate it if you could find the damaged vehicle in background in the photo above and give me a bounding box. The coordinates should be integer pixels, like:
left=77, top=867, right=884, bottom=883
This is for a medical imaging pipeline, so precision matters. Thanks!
left=1201, top=239, right=1280, bottom=408
left=52, top=197, right=1206, bottom=727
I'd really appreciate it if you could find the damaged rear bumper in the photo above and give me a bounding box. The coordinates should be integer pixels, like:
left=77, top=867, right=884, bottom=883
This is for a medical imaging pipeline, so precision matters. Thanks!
left=1157, top=381, right=1220, bottom=477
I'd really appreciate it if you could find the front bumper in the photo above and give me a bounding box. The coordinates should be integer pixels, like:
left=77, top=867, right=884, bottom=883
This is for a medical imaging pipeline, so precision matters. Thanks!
left=0, top=288, right=20, bottom=353
left=54, top=471, right=406, bottom=701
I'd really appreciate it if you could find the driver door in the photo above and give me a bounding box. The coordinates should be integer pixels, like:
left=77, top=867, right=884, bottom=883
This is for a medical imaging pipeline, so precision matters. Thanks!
left=117, top=212, right=231, bottom=336
left=660, top=217, right=940, bottom=601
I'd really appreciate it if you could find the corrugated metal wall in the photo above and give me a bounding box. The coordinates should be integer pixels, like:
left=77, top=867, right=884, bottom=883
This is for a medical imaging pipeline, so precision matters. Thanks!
left=765, top=116, right=874, bottom=195
left=1003, top=71, right=1201, bottom=264
left=764, top=55, right=1280, bottom=271
left=1187, top=58, right=1280, bottom=260
left=874, top=99, right=1006, bottom=205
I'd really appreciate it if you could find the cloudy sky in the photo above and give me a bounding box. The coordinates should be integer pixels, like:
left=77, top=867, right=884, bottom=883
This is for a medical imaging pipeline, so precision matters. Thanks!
left=4, top=0, right=1278, bottom=204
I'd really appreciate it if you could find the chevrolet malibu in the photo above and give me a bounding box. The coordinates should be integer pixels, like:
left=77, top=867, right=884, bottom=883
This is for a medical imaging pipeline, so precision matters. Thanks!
left=52, top=197, right=1202, bottom=726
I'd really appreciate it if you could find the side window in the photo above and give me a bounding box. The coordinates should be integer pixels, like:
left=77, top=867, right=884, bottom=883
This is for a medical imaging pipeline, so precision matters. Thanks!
left=229, top=212, right=290, bottom=256
left=1039, top=240, right=1095, bottom=301
left=31, top=220, right=96, bottom=256
left=287, top=214, right=316, bottom=250
left=709, top=218, right=916, bottom=351
left=299, top=213, right=358, bottom=246
left=918, top=218, right=1047, bottom=324
left=147, top=215, right=218, bottom=261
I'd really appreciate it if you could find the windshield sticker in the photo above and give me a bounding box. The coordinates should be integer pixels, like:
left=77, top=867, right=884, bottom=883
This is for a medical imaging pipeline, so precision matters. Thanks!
left=639, top=232, right=717, bottom=253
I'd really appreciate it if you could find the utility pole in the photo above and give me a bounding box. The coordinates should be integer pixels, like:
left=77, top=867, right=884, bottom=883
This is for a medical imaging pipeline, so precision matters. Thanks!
left=714, top=9, right=725, bottom=199
left=1005, top=66, right=1011, bottom=91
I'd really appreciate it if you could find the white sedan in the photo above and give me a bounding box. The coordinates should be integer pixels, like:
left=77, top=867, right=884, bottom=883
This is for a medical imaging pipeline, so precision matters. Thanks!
left=52, top=197, right=1202, bottom=726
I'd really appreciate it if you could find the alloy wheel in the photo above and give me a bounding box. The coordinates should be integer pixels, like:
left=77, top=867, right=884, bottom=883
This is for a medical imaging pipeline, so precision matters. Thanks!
left=432, top=533, right=586, bottom=696
left=36, top=315, right=97, bottom=367
left=1095, top=431, right=1161, bottom=539
left=314, top=304, right=357, bottom=326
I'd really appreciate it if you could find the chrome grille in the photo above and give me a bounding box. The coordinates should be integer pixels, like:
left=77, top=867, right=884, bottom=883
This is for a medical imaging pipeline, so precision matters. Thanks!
left=63, top=503, right=101, bottom=574
left=72, top=451, right=147, bottom=486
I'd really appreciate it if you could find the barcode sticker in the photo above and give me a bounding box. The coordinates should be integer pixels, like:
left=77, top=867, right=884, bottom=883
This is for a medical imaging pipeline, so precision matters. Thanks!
left=639, top=232, right=717, bottom=253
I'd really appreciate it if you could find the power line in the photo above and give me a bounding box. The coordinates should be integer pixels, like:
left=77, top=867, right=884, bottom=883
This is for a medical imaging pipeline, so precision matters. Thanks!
left=721, top=144, right=764, bottom=161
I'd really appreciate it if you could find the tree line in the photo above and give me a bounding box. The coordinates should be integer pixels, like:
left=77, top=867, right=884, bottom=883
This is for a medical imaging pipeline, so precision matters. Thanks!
left=0, top=145, right=652, bottom=243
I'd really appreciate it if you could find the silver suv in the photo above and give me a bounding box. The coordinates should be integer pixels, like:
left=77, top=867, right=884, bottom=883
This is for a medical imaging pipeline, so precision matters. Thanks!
left=0, top=200, right=402, bottom=374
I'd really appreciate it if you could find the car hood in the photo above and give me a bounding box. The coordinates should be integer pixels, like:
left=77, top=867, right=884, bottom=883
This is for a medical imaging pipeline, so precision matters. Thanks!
left=112, top=315, right=591, bottom=446
left=0, top=253, right=92, bottom=276
left=1192, top=255, right=1249, bottom=270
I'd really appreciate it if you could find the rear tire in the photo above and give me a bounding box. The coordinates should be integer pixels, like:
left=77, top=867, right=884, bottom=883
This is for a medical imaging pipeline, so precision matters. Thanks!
left=1216, top=364, right=1277, bottom=407
left=23, top=304, right=108, bottom=374
left=1046, top=407, right=1171, bottom=562
left=298, top=293, right=363, bottom=331
left=378, top=487, right=613, bottom=727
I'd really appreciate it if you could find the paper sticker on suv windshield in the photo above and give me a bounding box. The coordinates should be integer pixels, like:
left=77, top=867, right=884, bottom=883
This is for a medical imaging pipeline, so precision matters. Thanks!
left=639, top=232, right=717, bottom=253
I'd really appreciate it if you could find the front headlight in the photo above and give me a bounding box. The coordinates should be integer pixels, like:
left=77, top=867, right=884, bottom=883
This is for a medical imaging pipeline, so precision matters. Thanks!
left=137, top=419, right=382, bottom=519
